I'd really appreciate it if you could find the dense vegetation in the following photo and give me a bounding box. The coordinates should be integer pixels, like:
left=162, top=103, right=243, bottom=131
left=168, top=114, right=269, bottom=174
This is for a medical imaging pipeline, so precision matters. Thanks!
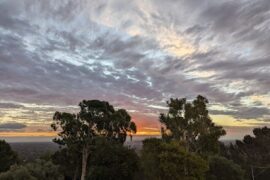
left=0, top=96, right=270, bottom=180
left=0, top=140, right=18, bottom=173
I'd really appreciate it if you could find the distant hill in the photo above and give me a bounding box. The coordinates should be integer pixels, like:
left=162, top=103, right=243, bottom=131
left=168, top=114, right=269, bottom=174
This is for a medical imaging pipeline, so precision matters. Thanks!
left=10, top=142, right=59, bottom=162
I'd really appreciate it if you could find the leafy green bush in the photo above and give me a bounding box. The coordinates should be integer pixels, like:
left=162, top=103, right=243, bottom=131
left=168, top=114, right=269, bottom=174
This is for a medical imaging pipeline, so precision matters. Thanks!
left=0, top=159, right=63, bottom=180
left=0, top=140, right=18, bottom=172
left=141, top=138, right=208, bottom=180
left=206, top=155, right=245, bottom=180
left=87, top=139, right=139, bottom=180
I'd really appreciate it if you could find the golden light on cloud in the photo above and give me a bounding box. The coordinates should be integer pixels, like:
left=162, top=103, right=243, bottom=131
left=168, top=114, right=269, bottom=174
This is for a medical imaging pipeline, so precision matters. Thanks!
left=136, top=131, right=160, bottom=136
left=249, top=94, right=270, bottom=107
left=212, top=115, right=246, bottom=127
left=211, top=114, right=268, bottom=127
left=0, top=131, right=57, bottom=137
left=127, top=24, right=197, bottom=57
left=186, top=70, right=216, bottom=78
left=158, top=29, right=195, bottom=57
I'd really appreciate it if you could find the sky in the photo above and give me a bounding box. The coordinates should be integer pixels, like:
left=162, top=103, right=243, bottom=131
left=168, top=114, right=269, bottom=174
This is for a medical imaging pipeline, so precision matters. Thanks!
left=0, top=0, right=270, bottom=141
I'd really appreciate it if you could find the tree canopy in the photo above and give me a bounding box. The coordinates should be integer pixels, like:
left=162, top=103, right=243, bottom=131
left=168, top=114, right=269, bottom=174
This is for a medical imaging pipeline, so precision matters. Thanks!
left=0, top=140, right=18, bottom=173
left=52, top=147, right=81, bottom=180
left=141, top=138, right=208, bottom=180
left=1, top=97, right=270, bottom=180
left=51, top=100, right=137, bottom=180
left=0, top=159, right=62, bottom=180
left=206, top=155, right=244, bottom=180
left=160, top=95, right=226, bottom=154
left=224, top=126, right=270, bottom=179
left=87, top=138, right=139, bottom=180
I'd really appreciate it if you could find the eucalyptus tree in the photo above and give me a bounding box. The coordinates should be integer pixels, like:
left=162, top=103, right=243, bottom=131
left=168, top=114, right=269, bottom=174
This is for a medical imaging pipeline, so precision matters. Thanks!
left=0, top=140, right=18, bottom=173
left=160, top=95, right=226, bottom=154
left=225, top=127, right=270, bottom=180
left=51, top=100, right=136, bottom=180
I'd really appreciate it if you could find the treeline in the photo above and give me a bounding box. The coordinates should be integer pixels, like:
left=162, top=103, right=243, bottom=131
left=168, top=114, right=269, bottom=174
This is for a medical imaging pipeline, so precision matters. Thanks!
left=0, top=96, right=270, bottom=180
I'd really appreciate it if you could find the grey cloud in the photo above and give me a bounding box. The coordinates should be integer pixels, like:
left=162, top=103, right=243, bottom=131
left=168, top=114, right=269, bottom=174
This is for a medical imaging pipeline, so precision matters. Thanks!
left=0, top=122, right=27, bottom=130
left=0, top=103, right=24, bottom=109
left=199, top=0, right=270, bottom=53
left=0, top=0, right=269, bottom=127
left=201, top=1, right=241, bottom=33
left=210, top=106, right=270, bottom=120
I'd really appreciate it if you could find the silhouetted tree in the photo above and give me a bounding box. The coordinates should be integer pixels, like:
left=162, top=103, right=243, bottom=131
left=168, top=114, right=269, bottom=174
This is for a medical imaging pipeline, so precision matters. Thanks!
left=141, top=138, right=208, bottom=180
left=206, top=155, right=245, bottom=180
left=87, top=138, right=139, bottom=180
left=0, top=140, right=18, bottom=172
left=225, top=126, right=270, bottom=180
left=51, top=100, right=136, bottom=180
left=160, top=95, right=226, bottom=154
left=52, top=148, right=81, bottom=180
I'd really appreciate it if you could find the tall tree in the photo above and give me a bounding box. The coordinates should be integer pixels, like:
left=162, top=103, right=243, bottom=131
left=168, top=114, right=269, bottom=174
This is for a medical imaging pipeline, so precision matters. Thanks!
left=225, top=126, right=270, bottom=180
left=0, top=140, right=18, bottom=172
left=160, top=95, right=226, bottom=154
left=51, top=100, right=136, bottom=180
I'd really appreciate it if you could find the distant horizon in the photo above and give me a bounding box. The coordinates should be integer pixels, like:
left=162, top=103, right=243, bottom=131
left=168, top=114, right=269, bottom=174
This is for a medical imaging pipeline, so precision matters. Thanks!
left=1, top=135, right=159, bottom=143
left=2, top=136, right=238, bottom=143
left=0, top=129, right=254, bottom=143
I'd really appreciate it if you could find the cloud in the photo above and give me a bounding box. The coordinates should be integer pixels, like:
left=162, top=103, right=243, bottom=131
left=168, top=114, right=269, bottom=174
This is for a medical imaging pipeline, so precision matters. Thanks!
left=210, top=107, right=270, bottom=120
left=0, top=0, right=270, bottom=134
left=0, top=103, right=24, bottom=109
left=0, top=122, right=27, bottom=130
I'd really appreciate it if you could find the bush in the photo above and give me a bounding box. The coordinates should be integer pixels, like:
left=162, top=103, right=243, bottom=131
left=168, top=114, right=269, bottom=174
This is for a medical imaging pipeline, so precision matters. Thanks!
left=206, top=156, right=245, bottom=180
left=0, top=165, right=36, bottom=180
left=141, top=138, right=208, bottom=180
left=0, top=140, right=18, bottom=172
left=87, top=139, right=139, bottom=180
left=0, top=159, right=63, bottom=180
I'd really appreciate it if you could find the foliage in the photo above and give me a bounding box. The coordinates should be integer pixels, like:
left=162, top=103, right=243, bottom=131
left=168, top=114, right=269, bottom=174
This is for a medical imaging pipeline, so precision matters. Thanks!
left=52, top=148, right=81, bottom=180
left=0, top=159, right=63, bottom=180
left=206, top=155, right=245, bottom=180
left=141, top=138, right=208, bottom=180
left=5, top=97, right=270, bottom=180
left=0, top=140, right=18, bottom=172
left=87, top=138, right=139, bottom=180
left=0, top=165, right=36, bottom=180
left=51, top=100, right=137, bottom=180
left=160, top=95, right=226, bottom=154
left=51, top=100, right=136, bottom=146
left=25, top=159, right=63, bottom=180
left=224, top=126, right=270, bottom=180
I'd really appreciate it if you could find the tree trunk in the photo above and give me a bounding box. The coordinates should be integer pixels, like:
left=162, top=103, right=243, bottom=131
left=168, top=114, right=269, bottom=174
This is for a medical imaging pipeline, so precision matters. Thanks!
left=73, top=165, right=79, bottom=180
left=81, top=147, right=89, bottom=180
left=251, top=165, right=255, bottom=180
